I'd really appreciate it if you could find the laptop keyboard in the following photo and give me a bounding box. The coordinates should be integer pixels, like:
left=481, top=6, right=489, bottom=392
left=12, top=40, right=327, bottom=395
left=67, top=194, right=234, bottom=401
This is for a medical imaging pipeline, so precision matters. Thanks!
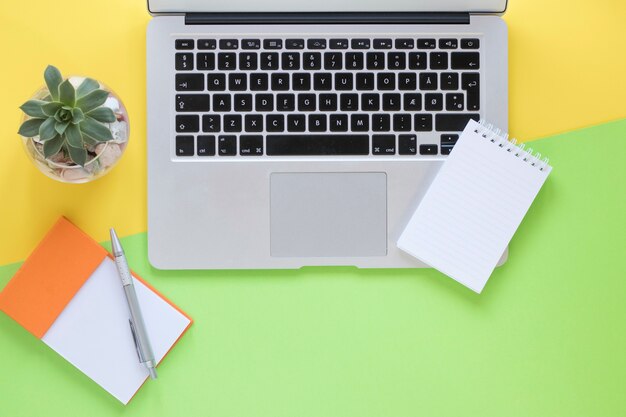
left=173, top=36, right=481, bottom=158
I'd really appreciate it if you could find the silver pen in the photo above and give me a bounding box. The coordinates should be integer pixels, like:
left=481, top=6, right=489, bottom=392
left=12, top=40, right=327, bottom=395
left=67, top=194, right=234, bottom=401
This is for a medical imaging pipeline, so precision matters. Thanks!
left=110, top=228, right=158, bottom=380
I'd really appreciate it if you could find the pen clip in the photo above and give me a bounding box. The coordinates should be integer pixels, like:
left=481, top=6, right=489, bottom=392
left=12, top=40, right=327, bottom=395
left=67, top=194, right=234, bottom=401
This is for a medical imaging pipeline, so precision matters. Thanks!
left=129, top=319, right=145, bottom=363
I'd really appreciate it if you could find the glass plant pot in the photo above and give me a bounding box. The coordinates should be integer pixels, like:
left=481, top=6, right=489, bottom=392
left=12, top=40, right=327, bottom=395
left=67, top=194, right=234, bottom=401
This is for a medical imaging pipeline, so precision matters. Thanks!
left=19, top=76, right=129, bottom=184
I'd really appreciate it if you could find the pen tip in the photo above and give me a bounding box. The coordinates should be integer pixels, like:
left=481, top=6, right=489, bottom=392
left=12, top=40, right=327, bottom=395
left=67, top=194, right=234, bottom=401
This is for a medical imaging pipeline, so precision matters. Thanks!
left=149, top=368, right=158, bottom=380
left=109, top=228, right=124, bottom=255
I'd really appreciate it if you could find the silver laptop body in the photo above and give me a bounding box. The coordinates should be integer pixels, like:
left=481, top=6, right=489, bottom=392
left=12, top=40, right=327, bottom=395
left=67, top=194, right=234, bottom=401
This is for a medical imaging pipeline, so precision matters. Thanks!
left=147, top=0, right=508, bottom=269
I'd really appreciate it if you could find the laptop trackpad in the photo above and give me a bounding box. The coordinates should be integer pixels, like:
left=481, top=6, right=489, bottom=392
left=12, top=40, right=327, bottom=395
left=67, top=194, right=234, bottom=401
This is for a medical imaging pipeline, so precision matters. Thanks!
left=270, top=172, right=387, bottom=257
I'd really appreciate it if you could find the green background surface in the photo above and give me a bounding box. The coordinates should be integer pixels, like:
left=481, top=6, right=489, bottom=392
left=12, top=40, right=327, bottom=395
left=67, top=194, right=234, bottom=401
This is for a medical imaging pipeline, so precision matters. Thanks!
left=1, top=119, right=625, bottom=416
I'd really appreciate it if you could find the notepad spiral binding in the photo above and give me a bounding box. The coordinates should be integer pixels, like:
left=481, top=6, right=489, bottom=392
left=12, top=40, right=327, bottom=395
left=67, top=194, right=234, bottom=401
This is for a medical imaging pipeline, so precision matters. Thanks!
left=475, top=120, right=551, bottom=171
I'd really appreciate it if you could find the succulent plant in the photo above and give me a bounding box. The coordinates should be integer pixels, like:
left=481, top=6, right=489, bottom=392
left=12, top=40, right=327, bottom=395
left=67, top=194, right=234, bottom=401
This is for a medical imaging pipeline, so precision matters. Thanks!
left=18, top=65, right=116, bottom=167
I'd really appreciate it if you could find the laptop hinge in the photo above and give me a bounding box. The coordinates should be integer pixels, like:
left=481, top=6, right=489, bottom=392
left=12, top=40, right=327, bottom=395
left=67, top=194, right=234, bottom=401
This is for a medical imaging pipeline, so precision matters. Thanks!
left=185, top=12, right=470, bottom=25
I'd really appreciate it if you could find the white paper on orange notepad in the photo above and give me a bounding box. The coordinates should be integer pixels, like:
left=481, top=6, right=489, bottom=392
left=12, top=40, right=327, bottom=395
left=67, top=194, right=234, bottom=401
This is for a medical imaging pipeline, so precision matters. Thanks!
left=0, top=217, right=192, bottom=404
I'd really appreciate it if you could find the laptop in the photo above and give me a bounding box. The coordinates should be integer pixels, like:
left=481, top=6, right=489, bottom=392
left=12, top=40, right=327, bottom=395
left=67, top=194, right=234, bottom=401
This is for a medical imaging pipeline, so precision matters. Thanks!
left=146, top=0, right=508, bottom=269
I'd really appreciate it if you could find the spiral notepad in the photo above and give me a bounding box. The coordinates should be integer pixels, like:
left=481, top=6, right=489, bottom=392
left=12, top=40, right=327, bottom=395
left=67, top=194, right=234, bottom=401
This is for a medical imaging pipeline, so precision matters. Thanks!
left=397, top=120, right=552, bottom=293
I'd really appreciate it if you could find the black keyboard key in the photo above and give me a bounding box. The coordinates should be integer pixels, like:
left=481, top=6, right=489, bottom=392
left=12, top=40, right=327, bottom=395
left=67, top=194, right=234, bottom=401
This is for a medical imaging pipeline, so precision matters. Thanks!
left=351, top=114, right=369, bottom=131
left=351, top=39, right=370, bottom=49
left=266, top=135, right=369, bottom=155
left=356, top=72, right=374, bottom=90
left=446, top=93, right=464, bottom=111
left=286, top=39, right=305, bottom=49
left=451, top=52, right=480, bottom=69
left=403, top=93, right=422, bottom=111
left=260, top=52, right=279, bottom=70
left=223, top=115, right=242, bottom=132
left=207, top=73, right=226, bottom=91
left=395, top=38, right=415, bottom=49
left=298, top=94, right=316, bottom=111
left=250, top=73, right=269, bottom=91
left=345, top=52, right=364, bottom=70
left=292, top=73, right=311, bottom=90
left=198, top=39, right=216, bottom=50
left=441, top=134, right=458, bottom=155
left=462, top=73, right=480, bottom=110
left=307, top=39, right=327, bottom=49
left=175, top=39, right=194, bottom=50
left=441, top=72, right=459, bottom=90
left=435, top=113, right=480, bottom=131
left=366, top=52, right=385, bottom=70
left=202, top=115, right=220, bottom=132
left=324, top=52, right=343, bottom=70
left=244, top=115, right=263, bottom=132
left=372, top=135, right=395, bottom=155
left=330, top=39, right=349, bottom=49
left=393, top=114, right=411, bottom=131
left=217, top=53, right=236, bottom=70
left=219, top=39, right=238, bottom=49
left=197, top=53, right=215, bottom=70
left=335, top=73, right=353, bottom=90
left=176, top=115, right=199, bottom=132
left=234, top=94, right=253, bottom=111
left=282, top=52, right=300, bottom=70
left=420, top=144, right=438, bottom=155
left=175, top=53, right=194, bottom=70
left=313, top=73, right=332, bottom=90
left=408, top=52, right=427, bottom=70
left=276, top=94, right=295, bottom=111
left=308, top=114, right=327, bottom=132
left=387, top=52, right=406, bottom=69
left=429, top=52, right=448, bottom=69
left=425, top=93, right=443, bottom=111
left=263, top=39, right=283, bottom=49
left=382, top=93, right=401, bottom=111
left=303, top=52, right=322, bottom=70
left=240, top=135, right=264, bottom=155
left=377, top=73, right=395, bottom=90
left=419, top=72, right=438, bottom=90
left=175, top=135, right=194, bottom=156
left=439, top=38, right=458, bottom=49
left=373, top=39, right=392, bottom=49
left=197, top=135, right=215, bottom=156
left=213, top=94, right=231, bottom=112
left=287, top=114, right=306, bottom=132
left=266, top=115, right=285, bottom=132
left=239, top=52, right=258, bottom=70
left=417, top=38, right=436, bottom=49
left=461, top=38, right=480, bottom=49
left=218, top=135, right=237, bottom=156
left=175, top=94, right=210, bottom=112
left=271, top=73, right=290, bottom=90
left=330, top=114, right=348, bottom=132
left=414, top=114, right=433, bottom=131
left=340, top=94, right=359, bottom=111
left=361, top=93, right=380, bottom=111
left=255, top=94, right=273, bottom=111
left=229, top=73, right=247, bottom=91
left=319, top=94, right=338, bottom=111
left=398, top=73, right=417, bottom=90
left=399, top=134, right=417, bottom=155
left=372, top=114, right=390, bottom=132
left=242, top=39, right=261, bottom=49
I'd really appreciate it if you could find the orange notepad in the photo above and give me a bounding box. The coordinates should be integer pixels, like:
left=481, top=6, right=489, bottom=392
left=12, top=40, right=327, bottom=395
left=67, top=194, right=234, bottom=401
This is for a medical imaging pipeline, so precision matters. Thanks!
left=0, top=217, right=192, bottom=404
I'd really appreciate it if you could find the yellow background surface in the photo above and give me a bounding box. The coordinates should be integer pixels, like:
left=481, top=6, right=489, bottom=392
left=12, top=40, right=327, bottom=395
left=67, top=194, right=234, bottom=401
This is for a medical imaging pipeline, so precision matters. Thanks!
left=0, top=0, right=624, bottom=265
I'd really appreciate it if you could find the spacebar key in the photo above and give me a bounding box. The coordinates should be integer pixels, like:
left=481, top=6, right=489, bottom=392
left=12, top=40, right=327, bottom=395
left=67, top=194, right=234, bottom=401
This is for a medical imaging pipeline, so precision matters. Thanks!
left=267, top=135, right=370, bottom=155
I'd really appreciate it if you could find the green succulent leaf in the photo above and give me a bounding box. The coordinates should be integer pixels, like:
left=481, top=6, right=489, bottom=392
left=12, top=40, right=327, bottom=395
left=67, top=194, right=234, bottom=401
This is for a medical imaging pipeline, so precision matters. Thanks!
left=80, top=116, right=113, bottom=141
left=86, top=107, right=116, bottom=123
left=17, top=118, right=45, bottom=137
left=71, top=107, right=85, bottom=124
left=55, top=121, right=69, bottom=135
left=58, top=80, right=76, bottom=106
left=82, top=135, right=99, bottom=146
left=42, top=102, right=63, bottom=117
left=76, top=78, right=99, bottom=98
left=67, top=144, right=87, bottom=167
left=44, top=65, right=63, bottom=101
left=75, top=89, right=109, bottom=113
left=39, top=117, right=58, bottom=141
left=20, top=100, right=47, bottom=118
left=43, top=135, right=65, bottom=159
left=65, top=123, right=83, bottom=148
